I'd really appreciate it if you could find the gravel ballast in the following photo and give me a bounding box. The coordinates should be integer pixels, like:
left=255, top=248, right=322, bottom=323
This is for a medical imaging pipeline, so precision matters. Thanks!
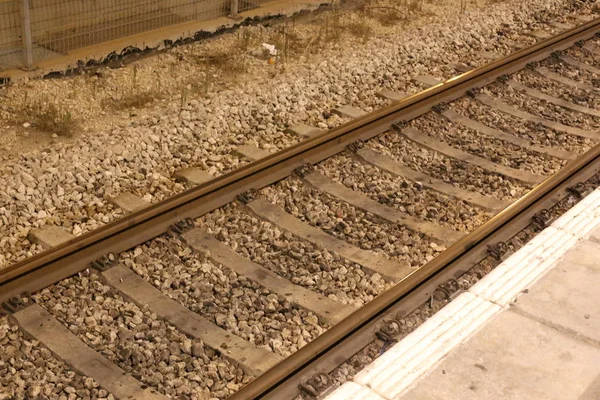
left=369, top=133, right=530, bottom=201
left=543, top=56, right=600, bottom=87
left=1, top=2, right=599, bottom=400
left=451, top=95, right=594, bottom=153
left=317, top=154, right=491, bottom=232
left=32, top=273, right=249, bottom=399
left=515, top=68, right=600, bottom=110
left=0, top=0, right=596, bottom=269
left=200, top=203, right=392, bottom=307
left=567, top=45, right=600, bottom=69
left=261, top=176, right=441, bottom=266
left=486, top=83, right=600, bottom=131
left=410, top=112, right=565, bottom=175
left=0, top=315, right=108, bottom=400
left=121, top=235, right=326, bottom=357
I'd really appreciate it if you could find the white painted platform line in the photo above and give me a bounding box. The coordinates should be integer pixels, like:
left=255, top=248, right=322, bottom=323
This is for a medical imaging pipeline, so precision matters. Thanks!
left=470, top=227, right=578, bottom=307
left=325, top=382, right=385, bottom=400
left=354, top=293, right=501, bottom=399
left=324, top=187, right=600, bottom=400
left=552, top=188, right=600, bottom=239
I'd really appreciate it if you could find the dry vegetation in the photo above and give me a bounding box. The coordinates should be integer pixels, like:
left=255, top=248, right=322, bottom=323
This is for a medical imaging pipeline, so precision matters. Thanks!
left=13, top=95, right=78, bottom=136
left=100, top=65, right=161, bottom=111
left=0, top=0, right=495, bottom=138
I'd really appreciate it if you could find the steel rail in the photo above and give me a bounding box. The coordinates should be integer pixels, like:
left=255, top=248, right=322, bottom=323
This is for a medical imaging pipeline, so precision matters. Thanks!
left=0, top=16, right=598, bottom=318
left=235, top=144, right=600, bottom=400
left=226, top=20, right=600, bottom=399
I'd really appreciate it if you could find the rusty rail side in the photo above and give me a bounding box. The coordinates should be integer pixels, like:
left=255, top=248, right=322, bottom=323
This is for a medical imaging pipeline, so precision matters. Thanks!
left=1, top=19, right=598, bottom=310
left=227, top=20, right=600, bottom=400
left=231, top=143, right=600, bottom=399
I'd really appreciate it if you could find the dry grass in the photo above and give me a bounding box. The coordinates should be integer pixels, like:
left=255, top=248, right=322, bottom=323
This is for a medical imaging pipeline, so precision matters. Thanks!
left=61, top=0, right=443, bottom=116
left=372, top=7, right=404, bottom=26
left=361, top=0, right=438, bottom=26
left=323, top=7, right=346, bottom=42
left=300, top=7, right=370, bottom=54
left=19, top=98, right=78, bottom=136
left=221, top=0, right=442, bottom=63
left=406, top=0, right=424, bottom=12
left=197, top=49, right=250, bottom=75
left=103, top=90, right=156, bottom=110
left=236, top=27, right=257, bottom=52
left=100, top=65, right=161, bottom=110
left=346, top=18, right=374, bottom=40
left=271, top=24, right=305, bottom=67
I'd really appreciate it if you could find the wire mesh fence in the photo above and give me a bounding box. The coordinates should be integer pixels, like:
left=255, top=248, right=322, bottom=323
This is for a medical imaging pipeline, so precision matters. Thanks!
left=0, top=0, right=271, bottom=72
left=0, top=0, right=23, bottom=70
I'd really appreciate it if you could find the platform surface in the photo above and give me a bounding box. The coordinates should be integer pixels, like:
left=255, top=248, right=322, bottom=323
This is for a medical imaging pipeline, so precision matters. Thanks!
left=397, top=236, right=600, bottom=400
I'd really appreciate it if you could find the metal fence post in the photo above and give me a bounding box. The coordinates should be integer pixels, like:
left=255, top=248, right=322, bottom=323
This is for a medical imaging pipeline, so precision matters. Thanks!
left=19, top=0, right=33, bottom=70
left=230, top=0, right=239, bottom=17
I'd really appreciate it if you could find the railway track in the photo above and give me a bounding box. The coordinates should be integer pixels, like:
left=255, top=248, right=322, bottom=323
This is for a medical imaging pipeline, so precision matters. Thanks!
left=1, top=16, right=600, bottom=400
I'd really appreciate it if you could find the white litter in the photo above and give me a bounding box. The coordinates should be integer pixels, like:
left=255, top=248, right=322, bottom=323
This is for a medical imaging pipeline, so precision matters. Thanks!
left=262, top=43, right=278, bottom=56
